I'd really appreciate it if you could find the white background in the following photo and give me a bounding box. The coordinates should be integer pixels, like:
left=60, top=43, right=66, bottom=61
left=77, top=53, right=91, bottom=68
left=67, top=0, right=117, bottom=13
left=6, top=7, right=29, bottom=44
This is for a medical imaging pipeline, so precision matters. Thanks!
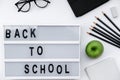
left=0, top=0, right=120, bottom=80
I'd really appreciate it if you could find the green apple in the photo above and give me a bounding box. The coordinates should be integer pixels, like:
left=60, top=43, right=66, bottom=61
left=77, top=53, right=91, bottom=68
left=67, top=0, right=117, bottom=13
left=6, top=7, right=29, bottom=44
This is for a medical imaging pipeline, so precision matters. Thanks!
left=86, top=40, right=104, bottom=58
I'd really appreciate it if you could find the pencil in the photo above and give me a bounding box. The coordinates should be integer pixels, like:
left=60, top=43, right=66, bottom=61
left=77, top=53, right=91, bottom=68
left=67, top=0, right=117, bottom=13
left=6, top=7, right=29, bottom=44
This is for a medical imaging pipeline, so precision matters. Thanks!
left=90, top=27, right=120, bottom=45
left=92, top=26, right=120, bottom=44
left=95, top=16, right=120, bottom=37
left=93, top=22, right=120, bottom=40
left=102, top=12, right=120, bottom=32
left=87, top=32, right=120, bottom=48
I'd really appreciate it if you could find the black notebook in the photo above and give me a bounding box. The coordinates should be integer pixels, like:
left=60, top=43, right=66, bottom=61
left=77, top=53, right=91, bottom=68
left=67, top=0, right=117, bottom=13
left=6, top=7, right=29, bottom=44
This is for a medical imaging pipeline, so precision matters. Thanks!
left=67, top=0, right=109, bottom=17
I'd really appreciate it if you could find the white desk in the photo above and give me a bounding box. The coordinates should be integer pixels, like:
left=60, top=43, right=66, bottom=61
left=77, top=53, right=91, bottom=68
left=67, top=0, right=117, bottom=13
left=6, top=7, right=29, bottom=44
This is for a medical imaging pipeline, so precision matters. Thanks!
left=0, top=0, right=120, bottom=80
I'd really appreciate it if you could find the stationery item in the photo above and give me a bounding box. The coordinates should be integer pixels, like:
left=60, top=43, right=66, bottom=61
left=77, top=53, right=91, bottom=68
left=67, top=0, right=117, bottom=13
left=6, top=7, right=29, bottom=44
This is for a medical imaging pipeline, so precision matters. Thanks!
left=87, top=32, right=120, bottom=48
left=90, top=27, right=120, bottom=45
left=102, top=12, right=120, bottom=32
left=89, top=12, right=120, bottom=48
left=94, top=22, right=120, bottom=40
left=95, top=16, right=120, bottom=37
left=15, top=0, right=51, bottom=12
left=85, top=58, right=120, bottom=80
left=110, top=7, right=118, bottom=18
left=67, top=0, right=109, bottom=17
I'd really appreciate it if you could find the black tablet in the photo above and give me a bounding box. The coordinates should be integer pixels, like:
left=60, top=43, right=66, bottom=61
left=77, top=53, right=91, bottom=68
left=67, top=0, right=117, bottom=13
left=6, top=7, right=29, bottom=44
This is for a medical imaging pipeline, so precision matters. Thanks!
left=67, top=0, right=109, bottom=17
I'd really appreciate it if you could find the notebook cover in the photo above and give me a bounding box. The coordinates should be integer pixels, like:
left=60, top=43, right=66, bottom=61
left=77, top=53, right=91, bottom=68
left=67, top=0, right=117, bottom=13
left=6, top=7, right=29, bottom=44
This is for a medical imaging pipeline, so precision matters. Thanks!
left=85, top=58, right=120, bottom=80
left=67, top=0, right=109, bottom=17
